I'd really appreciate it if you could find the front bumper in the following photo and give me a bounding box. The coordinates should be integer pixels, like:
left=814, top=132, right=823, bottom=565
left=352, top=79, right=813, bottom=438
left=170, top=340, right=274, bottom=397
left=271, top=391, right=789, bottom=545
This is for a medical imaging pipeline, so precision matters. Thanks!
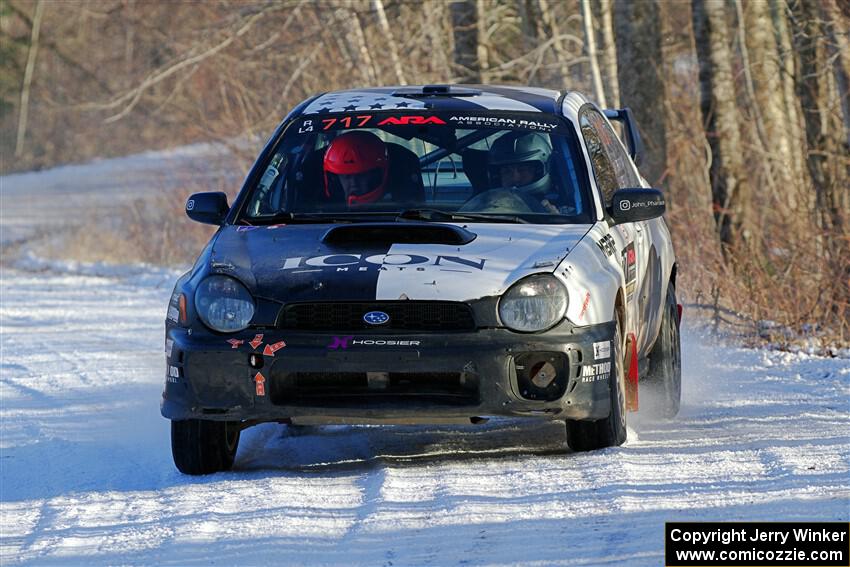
left=161, top=320, right=616, bottom=424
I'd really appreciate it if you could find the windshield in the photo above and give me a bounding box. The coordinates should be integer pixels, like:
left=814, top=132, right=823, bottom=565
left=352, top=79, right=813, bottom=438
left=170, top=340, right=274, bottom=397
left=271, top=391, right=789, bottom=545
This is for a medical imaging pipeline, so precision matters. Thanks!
left=237, top=110, right=593, bottom=224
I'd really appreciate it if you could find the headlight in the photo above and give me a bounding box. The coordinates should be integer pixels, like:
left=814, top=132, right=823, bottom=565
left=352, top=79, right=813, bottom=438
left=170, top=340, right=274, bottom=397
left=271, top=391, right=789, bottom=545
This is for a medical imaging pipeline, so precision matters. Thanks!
left=499, top=274, right=568, bottom=332
left=194, top=275, right=255, bottom=333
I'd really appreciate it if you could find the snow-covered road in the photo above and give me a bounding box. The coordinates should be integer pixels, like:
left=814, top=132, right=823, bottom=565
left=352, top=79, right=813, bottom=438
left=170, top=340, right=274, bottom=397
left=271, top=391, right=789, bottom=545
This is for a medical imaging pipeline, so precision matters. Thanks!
left=1, top=263, right=848, bottom=565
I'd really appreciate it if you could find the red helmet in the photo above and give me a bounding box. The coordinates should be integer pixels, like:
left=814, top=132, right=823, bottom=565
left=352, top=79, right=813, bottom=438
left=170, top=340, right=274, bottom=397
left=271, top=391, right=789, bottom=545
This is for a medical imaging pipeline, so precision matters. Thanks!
left=323, top=131, right=389, bottom=206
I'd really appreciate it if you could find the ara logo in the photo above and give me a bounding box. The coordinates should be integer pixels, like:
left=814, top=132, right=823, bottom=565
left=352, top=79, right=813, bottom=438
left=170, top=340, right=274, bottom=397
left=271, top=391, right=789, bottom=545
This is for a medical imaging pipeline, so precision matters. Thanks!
left=377, top=116, right=446, bottom=126
left=281, top=254, right=487, bottom=272
left=363, top=311, right=390, bottom=325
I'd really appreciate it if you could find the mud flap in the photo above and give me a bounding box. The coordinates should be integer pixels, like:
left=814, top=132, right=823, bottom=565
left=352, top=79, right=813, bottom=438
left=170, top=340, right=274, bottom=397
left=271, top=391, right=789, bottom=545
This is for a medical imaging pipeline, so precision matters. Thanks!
left=625, top=332, right=639, bottom=412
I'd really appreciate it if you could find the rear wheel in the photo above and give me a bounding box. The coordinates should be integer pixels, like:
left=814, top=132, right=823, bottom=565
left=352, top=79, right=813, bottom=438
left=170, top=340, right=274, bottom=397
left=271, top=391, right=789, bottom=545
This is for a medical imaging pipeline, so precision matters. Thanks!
left=565, top=321, right=627, bottom=451
left=644, top=283, right=681, bottom=418
left=171, top=419, right=241, bottom=475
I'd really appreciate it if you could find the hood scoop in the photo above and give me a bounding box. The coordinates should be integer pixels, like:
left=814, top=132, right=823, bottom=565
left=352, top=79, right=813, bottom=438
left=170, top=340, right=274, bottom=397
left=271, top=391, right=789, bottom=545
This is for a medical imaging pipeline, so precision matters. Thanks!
left=321, top=222, right=477, bottom=246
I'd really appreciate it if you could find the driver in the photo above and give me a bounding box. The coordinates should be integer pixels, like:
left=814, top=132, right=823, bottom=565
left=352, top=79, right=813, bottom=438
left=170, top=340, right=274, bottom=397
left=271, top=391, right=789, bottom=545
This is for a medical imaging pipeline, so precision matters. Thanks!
left=323, top=131, right=389, bottom=208
left=487, top=131, right=560, bottom=213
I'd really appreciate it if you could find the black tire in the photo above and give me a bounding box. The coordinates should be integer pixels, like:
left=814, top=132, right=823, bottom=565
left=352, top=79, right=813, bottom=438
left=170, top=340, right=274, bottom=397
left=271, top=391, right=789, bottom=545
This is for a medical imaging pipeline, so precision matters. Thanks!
left=565, top=321, right=628, bottom=451
left=644, top=283, right=682, bottom=418
left=171, top=419, right=241, bottom=475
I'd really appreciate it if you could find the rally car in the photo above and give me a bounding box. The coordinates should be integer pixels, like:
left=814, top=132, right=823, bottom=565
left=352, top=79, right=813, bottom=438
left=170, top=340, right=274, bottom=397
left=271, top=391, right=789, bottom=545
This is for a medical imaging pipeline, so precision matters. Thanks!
left=162, top=84, right=680, bottom=474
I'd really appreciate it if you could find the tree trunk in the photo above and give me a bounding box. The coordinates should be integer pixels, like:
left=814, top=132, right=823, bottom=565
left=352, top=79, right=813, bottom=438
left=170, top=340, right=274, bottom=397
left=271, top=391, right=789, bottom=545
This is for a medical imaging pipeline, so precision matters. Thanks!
left=613, top=0, right=667, bottom=187
left=476, top=0, right=491, bottom=83
left=597, top=0, right=620, bottom=108
left=425, top=0, right=451, bottom=77
left=743, top=0, right=797, bottom=205
left=769, top=0, right=807, bottom=188
left=373, top=0, right=407, bottom=85
left=692, top=0, right=752, bottom=250
left=790, top=0, right=838, bottom=232
left=821, top=0, right=850, bottom=150
left=450, top=0, right=480, bottom=83
left=538, top=0, right=572, bottom=91
left=15, top=0, right=45, bottom=158
left=581, top=0, right=606, bottom=107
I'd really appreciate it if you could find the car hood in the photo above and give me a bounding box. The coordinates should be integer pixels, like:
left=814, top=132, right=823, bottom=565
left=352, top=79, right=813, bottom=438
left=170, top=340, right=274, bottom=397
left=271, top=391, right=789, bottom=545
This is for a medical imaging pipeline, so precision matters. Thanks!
left=209, top=222, right=591, bottom=303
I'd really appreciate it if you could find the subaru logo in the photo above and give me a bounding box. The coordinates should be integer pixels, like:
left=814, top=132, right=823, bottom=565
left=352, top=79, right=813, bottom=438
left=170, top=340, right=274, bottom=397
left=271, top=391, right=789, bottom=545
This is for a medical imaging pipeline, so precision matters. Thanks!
left=363, top=311, right=390, bottom=325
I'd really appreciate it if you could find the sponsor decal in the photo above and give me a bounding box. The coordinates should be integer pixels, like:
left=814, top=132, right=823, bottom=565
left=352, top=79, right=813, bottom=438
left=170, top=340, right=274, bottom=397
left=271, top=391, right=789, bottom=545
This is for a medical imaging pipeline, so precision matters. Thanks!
left=593, top=340, right=611, bottom=360
left=352, top=339, right=421, bottom=346
left=622, top=198, right=665, bottom=209
left=227, top=339, right=244, bottom=349
left=263, top=340, right=286, bottom=356
left=281, top=253, right=486, bottom=273
left=596, top=234, right=616, bottom=257
left=186, top=200, right=195, bottom=211
left=167, top=365, right=180, bottom=383
left=165, top=339, right=174, bottom=358
left=581, top=361, right=611, bottom=383
left=363, top=311, right=390, bottom=325
left=321, top=115, right=374, bottom=130
left=298, top=119, right=314, bottom=133
left=621, top=242, right=636, bottom=299
left=578, top=291, right=591, bottom=320
left=266, top=224, right=286, bottom=230
left=327, top=336, right=353, bottom=350
left=448, top=116, right=558, bottom=131
left=236, top=225, right=259, bottom=232
left=327, top=336, right=421, bottom=349
left=254, top=371, right=266, bottom=396
left=249, top=334, right=264, bottom=349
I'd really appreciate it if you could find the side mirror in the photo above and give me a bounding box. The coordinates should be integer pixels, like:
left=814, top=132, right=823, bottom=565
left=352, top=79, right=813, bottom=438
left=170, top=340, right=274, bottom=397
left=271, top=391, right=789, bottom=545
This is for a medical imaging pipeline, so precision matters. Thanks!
left=186, top=192, right=229, bottom=225
left=609, top=188, right=666, bottom=223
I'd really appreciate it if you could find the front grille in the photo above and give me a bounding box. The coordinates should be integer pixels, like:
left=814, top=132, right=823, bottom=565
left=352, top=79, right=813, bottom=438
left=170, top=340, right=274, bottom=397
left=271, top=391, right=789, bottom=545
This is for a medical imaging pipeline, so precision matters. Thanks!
left=269, top=371, right=479, bottom=406
left=278, top=301, right=476, bottom=332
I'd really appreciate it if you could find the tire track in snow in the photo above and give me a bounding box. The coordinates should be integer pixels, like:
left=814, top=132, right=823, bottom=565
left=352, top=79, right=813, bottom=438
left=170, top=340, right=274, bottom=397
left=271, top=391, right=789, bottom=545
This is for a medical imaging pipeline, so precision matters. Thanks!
left=1, top=266, right=848, bottom=565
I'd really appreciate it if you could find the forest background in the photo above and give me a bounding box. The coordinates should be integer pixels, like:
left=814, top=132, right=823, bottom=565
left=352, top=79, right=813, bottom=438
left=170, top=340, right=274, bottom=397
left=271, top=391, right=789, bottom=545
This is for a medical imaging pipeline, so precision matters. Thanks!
left=1, top=0, right=848, bottom=349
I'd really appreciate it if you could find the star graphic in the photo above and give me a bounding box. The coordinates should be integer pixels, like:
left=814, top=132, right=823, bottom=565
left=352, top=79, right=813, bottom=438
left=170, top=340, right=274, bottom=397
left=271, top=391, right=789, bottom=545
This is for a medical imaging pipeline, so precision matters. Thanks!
left=369, top=103, right=383, bottom=109
left=316, top=107, right=331, bottom=114
left=397, top=102, right=410, bottom=107
left=343, top=104, right=357, bottom=111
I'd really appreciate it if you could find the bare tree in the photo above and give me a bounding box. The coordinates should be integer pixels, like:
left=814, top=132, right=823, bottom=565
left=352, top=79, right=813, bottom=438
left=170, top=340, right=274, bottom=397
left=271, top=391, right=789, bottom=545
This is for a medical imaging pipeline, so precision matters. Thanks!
left=597, top=0, right=619, bottom=108
left=450, top=0, right=480, bottom=82
left=614, top=0, right=667, bottom=187
left=373, top=0, right=407, bottom=85
left=537, top=0, right=573, bottom=91
left=692, top=0, right=752, bottom=249
left=743, top=0, right=798, bottom=205
left=14, top=0, right=43, bottom=158
left=789, top=0, right=844, bottom=237
left=580, top=0, right=606, bottom=107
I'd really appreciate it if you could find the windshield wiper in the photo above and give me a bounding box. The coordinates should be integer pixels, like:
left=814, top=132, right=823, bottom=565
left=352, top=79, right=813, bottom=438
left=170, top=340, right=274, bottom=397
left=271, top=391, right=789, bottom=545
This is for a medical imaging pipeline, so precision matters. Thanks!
left=396, top=208, right=530, bottom=224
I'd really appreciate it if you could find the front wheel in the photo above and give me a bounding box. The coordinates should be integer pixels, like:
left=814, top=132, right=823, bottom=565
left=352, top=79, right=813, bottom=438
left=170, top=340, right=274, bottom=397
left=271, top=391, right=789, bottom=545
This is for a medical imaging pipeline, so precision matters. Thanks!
left=171, top=419, right=241, bottom=475
left=565, top=321, right=627, bottom=451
